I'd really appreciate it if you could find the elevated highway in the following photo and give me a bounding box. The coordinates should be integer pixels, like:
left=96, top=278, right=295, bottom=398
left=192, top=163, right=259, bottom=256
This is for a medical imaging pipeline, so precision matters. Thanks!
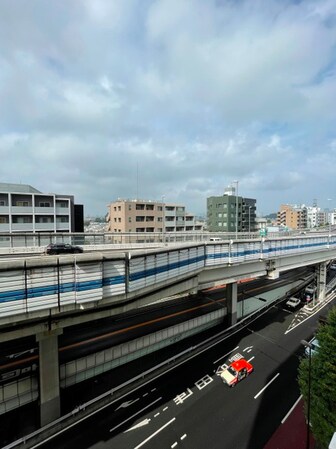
left=0, top=233, right=335, bottom=427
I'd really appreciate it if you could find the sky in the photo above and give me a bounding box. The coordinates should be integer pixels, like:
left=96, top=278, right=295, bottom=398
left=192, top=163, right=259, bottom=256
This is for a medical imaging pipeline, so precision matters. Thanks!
left=0, top=0, right=335, bottom=217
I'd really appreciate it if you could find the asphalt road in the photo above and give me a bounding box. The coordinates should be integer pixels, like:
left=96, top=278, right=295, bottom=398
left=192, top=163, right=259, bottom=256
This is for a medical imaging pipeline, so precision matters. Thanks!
left=32, top=291, right=335, bottom=449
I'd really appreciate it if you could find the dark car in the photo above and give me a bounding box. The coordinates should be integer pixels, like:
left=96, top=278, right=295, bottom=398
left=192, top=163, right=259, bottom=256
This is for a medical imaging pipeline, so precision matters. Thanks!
left=45, top=243, right=83, bottom=255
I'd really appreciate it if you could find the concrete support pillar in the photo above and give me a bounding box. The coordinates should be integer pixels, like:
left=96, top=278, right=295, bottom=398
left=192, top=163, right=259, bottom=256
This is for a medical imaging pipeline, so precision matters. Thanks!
left=226, top=282, right=238, bottom=326
left=36, top=329, right=63, bottom=427
left=316, top=262, right=327, bottom=302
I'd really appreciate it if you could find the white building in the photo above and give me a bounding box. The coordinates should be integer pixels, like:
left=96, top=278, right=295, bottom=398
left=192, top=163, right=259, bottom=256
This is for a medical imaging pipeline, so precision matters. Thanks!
left=0, top=182, right=83, bottom=233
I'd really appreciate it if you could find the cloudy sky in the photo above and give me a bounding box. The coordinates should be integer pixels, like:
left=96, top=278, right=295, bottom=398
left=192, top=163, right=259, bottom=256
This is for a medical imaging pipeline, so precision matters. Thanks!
left=0, top=0, right=335, bottom=217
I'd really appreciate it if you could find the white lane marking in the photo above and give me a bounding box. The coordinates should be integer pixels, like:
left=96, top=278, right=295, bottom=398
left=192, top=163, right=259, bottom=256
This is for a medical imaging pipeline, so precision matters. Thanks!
left=110, top=397, right=162, bottom=432
left=171, top=443, right=178, bottom=448
left=229, top=353, right=243, bottom=363
left=195, top=374, right=213, bottom=390
left=213, top=346, right=239, bottom=364
left=134, top=417, right=176, bottom=449
left=247, top=356, right=255, bottom=362
left=281, top=395, right=302, bottom=424
left=116, top=398, right=139, bottom=410
left=174, top=388, right=193, bottom=405
left=163, top=406, right=168, bottom=411
left=243, top=346, right=253, bottom=352
left=154, top=412, right=160, bottom=418
left=151, top=388, right=156, bottom=392
left=254, top=373, right=280, bottom=399
left=181, top=434, right=187, bottom=440
left=143, top=392, right=148, bottom=397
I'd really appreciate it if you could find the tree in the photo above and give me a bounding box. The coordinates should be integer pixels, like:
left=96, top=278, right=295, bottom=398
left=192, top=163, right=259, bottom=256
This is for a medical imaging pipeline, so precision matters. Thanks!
left=298, top=307, right=336, bottom=448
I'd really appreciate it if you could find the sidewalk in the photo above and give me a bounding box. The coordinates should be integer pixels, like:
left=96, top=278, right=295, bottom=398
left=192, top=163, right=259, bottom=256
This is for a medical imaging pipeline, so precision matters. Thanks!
left=264, top=397, right=315, bottom=449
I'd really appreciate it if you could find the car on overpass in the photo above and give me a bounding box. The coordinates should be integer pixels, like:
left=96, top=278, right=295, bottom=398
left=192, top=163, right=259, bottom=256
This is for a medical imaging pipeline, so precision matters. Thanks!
left=285, top=296, right=301, bottom=309
left=45, top=243, right=83, bottom=255
left=217, top=358, right=253, bottom=387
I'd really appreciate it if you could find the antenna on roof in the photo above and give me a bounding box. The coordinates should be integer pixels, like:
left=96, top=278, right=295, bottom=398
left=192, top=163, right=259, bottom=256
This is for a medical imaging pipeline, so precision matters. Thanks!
left=136, top=162, right=139, bottom=200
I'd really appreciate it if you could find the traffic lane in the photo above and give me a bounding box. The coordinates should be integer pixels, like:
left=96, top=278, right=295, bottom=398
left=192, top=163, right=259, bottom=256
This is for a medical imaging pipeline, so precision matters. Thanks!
left=33, top=303, right=311, bottom=449
left=113, top=312, right=303, bottom=449
left=38, top=384, right=166, bottom=449
left=136, top=306, right=309, bottom=448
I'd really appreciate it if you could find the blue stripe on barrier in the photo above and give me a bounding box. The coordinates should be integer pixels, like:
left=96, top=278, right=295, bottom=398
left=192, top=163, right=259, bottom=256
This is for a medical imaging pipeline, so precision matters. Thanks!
left=129, top=255, right=205, bottom=282
left=0, top=275, right=126, bottom=304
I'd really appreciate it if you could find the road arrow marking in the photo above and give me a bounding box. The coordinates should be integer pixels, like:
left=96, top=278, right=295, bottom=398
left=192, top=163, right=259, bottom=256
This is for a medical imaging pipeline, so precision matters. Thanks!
left=115, top=398, right=139, bottom=410
left=125, top=418, right=151, bottom=432
left=243, top=346, right=253, bottom=352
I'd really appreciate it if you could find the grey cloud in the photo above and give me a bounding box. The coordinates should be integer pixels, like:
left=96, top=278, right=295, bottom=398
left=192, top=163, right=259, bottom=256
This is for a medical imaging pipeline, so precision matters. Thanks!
left=0, top=0, right=335, bottom=216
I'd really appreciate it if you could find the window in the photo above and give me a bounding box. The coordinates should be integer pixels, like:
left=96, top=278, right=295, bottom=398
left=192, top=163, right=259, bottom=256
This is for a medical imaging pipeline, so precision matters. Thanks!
left=118, top=206, right=121, bottom=211
left=16, top=201, right=29, bottom=207
left=146, top=204, right=154, bottom=210
left=118, top=218, right=121, bottom=222
left=0, top=201, right=5, bottom=206
left=128, top=204, right=132, bottom=210
left=146, top=216, right=154, bottom=222
left=58, top=201, right=68, bottom=208
left=39, top=202, right=51, bottom=207
left=128, top=217, right=132, bottom=222
left=136, top=216, right=145, bottom=222
left=136, top=204, right=145, bottom=210
left=0, top=217, right=8, bottom=223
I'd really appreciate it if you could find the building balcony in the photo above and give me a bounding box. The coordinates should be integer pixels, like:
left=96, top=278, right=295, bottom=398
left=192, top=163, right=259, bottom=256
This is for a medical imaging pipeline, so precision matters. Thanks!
left=56, top=207, right=70, bottom=214
left=56, top=223, right=71, bottom=231
left=34, top=207, right=55, bottom=214
left=0, top=206, right=9, bottom=214
left=0, top=223, right=10, bottom=232
left=35, top=223, right=55, bottom=231
left=11, top=223, right=34, bottom=232
left=11, top=206, right=33, bottom=214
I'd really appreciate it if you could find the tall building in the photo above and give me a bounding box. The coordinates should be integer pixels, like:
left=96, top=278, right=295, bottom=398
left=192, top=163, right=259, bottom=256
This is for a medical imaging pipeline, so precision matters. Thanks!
left=277, top=204, right=307, bottom=230
left=306, top=206, right=326, bottom=228
left=0, top=182, right=84, bottom=233
left=207, top=186, right=256, bottom=233
left=106, top=199, right=203, bottom=233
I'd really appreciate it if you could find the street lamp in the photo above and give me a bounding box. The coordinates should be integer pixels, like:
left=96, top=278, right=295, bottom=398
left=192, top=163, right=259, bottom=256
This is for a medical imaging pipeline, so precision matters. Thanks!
left=327, top=199, right=332, bottom=236
left=161, top=195, right=165, bottom=244
left=232, top=180, right=239, bottom=239
left=301, top=339, right=313, bottom=449
left=248, top=205, right=252, bottom=234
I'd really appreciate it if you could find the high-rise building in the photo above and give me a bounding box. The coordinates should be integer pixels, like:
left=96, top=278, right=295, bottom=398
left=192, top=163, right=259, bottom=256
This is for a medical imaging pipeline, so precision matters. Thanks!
left=106, top=199, right=203, bottom=233
left=0, top=182, right=84, bottom=233
left=207, top=186, right=256, bottom=233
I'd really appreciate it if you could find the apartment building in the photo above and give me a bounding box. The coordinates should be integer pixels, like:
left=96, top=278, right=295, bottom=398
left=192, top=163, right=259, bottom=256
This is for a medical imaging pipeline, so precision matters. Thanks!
left=106, top=199, right=203, bottom=233
left=0, top=182, right=84, bottom=233
left=277, top=204, right=307, bottom=230
left=207, top=187, right=257, bottom=233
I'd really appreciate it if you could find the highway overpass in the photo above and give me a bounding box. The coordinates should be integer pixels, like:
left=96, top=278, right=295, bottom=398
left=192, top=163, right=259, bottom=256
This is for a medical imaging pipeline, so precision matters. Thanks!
left=0, top=233, right=335, bottom=427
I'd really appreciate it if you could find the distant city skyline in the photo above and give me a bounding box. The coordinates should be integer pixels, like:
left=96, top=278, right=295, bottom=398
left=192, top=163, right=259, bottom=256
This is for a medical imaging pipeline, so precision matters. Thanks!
left=0, top=1, right=335, bottom=217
